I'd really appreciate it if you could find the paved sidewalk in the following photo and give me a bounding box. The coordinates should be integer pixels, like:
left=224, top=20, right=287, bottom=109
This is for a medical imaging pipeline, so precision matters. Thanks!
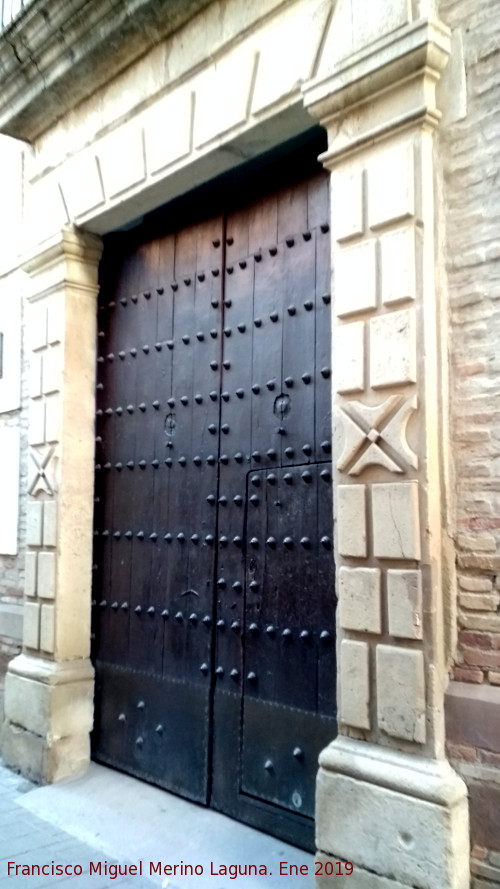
left=0, top=759, right=313, bottom=889
left=0, top=763, right=150, bottom=889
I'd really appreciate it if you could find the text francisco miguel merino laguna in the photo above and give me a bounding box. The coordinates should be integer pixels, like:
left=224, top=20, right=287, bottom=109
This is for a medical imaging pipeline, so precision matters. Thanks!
left=9, top=859, right=349, bottom=880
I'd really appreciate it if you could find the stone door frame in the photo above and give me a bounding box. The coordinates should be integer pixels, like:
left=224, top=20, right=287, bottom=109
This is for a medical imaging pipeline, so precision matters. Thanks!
left=1, top=3, right=470, bottom=887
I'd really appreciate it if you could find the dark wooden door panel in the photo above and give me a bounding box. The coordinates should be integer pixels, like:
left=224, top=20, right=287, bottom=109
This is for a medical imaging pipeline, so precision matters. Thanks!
left=92, top=168, right=335, bottom=848
left=93, top=215, right=224, bottom=804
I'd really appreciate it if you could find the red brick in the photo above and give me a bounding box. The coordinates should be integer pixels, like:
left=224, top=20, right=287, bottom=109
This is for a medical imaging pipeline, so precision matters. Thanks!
left=447, top=741, right=478, bottom=762
left=460, top=631, right=493, bottom=650
left=457, top=362, right=485, bottom=376
left=464, top=649, right=500, bottom=669
left=464, top=516, right=500, bottom=531
left=469, top=413, right=497, bottom=425
left=469, top=780, right=500, bottom=851
left=453, top=666, right=484, bottom=683
left=446, top=682, right=500, bottom=754
left=480, top=750, right=500, bottom=766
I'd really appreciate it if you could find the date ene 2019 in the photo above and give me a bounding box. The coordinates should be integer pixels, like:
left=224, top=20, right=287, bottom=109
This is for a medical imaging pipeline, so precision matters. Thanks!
left=281, top=861, right=353, bottom=876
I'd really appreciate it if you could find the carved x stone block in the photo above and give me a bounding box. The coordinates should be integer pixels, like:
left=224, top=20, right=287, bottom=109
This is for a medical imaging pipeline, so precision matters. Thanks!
left=28, top=445, right=58, bottom=497
left=336, top=394, right=418, bottom=476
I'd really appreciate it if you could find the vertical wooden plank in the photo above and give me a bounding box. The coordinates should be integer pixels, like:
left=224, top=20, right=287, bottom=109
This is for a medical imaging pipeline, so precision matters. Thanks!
left=280, top=234, right=316, bottom=465
left=317, top=461, right=336, bottom=715
left=150, top=231, right=175, bottom=675
left=126, top=239, right=161, bottom=672
left=162, top=223, right=197, bottom=681
left=311, top=174, right=332, bottom=462
left=251, top=225, right=284, bottom=471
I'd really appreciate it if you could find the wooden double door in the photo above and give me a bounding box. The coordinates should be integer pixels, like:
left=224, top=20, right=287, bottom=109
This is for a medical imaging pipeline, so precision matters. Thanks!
left=91, top=165, right=336, bottom=850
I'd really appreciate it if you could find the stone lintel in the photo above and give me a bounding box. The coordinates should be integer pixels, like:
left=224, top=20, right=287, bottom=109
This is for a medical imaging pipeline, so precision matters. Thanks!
left=303, top=18, right=451, bottom=158
left=316, top=738, right=469, bottom=889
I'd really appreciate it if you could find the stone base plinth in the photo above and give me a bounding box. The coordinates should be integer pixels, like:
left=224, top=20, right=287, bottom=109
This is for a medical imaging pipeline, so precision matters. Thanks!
left=0, top=653, right=94, bottom=783
left=316, top=737, right=469, bottom=889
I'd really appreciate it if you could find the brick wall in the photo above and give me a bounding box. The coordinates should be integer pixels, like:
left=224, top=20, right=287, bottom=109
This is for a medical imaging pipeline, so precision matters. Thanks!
left=439, top=1, right=500, bottom=884
left=439, top=0, right=500, bottom=686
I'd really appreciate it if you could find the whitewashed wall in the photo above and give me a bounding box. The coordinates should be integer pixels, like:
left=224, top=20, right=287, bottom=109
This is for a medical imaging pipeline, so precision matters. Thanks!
left=0, top=133, right=25, bottom=664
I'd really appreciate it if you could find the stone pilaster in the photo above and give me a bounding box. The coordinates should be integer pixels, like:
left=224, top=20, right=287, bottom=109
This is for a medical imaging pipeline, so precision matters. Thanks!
left=1, top=226, right=102, bottom=782
left=304, top=15, right=469, bottom=889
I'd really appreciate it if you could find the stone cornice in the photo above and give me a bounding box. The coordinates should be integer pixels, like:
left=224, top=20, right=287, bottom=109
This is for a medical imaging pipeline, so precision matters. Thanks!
left=319, top=737, right=467, bottom=808
left=0, top=0, right=211, bottom=142
left=303, top=18, right=451, bottom=159
left=22, top=226, right=103, bottom=303
left=7, top=653, right=95, bottom=685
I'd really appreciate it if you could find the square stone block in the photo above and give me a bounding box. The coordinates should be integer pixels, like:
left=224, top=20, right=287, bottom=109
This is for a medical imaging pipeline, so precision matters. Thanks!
left=380, top=225, right=416, bottom=305
left=1, top=704, right=90, bottom=784
left=43, top=499, right=57, bottom=547
left=338, top=484, right=367, bottom=557
left=372, top=481, right=420, bottom=560
left=2, top=662, right=94, bottom=783
left=44, top=393, right=60, bottom=444
left=98, top=123, right=146, bottom=198
left=26, top=501, right=43, bottom=546
left=336, top=241, right=376, bottom=318
left=40, top=603, right=55, bottom=654
left=37, top=551, right=56, bottom=599
left=144, top=87, right=192, bottom=174
left=28, top=353, right=43, bottom=398
left=194, top=48, right=254, bottom=146
left=27, top=302, right=47, bottom=351
left=1, top=721, right=44, bottom=784
left=47, top=293, right=64, bottom=345
left=23, top=601, right=40, bottom=649
left=25, top=174, right=69, bottom=247
left=252, top=0, right=330, bottom=115
left=370, top=308, right=417, bottom=389
left=339, top=566, right=381, bottom=634
left=331, top=167, right=364, bottom=242
left=59, top=151, right=105, bottom=219
left=25, top=551, right=37, bottom=597
left=4, top=667, right=94, bottom=740
left=316, top=748, right=469, bottom=889
left=42, top=345, right=62, bottom=395
left=376, top=644, right=426, bottom=743
left=387, top=569, right=423, bottom=640
left=336, top=321, right=365, bottom=394
left=368, top=142, right=415, bottom=229
left=340, top=639, right=370, bottom=730
left=28, top=399, right=45, bottom=446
